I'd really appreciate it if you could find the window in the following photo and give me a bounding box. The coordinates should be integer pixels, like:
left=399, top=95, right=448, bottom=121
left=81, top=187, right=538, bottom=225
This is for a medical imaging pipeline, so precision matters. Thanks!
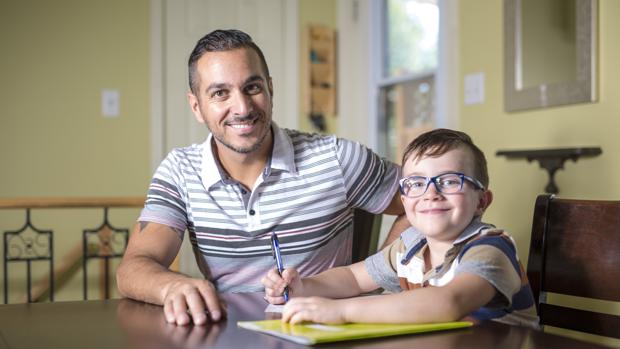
left=377, top=0, right=439, bottom=162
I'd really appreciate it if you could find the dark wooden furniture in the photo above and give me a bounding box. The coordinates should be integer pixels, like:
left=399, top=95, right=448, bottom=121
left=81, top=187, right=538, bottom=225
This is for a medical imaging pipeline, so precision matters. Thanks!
left=351, top=209, right=382, bottom=263
left=0, top=292, right=612, bottom=349
left=496, top=147, right=602, bottom=194
left=527, top=194, right=620, bottom=338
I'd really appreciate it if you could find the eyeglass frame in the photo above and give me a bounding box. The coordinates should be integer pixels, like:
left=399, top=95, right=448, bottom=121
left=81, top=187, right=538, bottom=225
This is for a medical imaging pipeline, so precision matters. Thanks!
left=398, top=172, right=486, bottom=198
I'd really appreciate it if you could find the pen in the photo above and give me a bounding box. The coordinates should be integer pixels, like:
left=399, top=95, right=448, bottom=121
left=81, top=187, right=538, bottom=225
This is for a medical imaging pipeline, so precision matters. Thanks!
left=270, top=232, right=289, bottom=302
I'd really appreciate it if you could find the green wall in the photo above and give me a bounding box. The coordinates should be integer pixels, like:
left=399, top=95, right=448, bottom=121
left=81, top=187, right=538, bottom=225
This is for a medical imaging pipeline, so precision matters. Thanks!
left=0, top=0, right=150, bottom=301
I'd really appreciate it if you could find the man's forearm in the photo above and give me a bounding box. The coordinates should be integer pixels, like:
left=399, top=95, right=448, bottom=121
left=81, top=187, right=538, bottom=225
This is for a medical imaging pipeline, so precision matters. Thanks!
left=116, top=255, right=190, bottom=305
left=381, top=214, right=410, bottom=248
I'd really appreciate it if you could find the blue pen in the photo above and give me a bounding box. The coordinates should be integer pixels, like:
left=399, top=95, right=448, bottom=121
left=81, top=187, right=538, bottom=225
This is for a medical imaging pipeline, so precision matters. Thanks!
left=270, top=232, right=289, bottom=302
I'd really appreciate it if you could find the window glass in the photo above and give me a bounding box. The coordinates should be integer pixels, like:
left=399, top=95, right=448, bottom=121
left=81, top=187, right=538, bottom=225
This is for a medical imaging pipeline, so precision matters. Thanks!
left=380, top=75, right=435, bottom=162
left=385, top=0, right=439, bottom=78
left=379, top=0, right=439, bottom=163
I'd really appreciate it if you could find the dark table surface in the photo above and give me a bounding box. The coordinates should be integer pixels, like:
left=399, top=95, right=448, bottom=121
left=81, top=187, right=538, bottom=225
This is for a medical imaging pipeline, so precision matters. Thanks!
left=0, top=292, right=610, bottom=349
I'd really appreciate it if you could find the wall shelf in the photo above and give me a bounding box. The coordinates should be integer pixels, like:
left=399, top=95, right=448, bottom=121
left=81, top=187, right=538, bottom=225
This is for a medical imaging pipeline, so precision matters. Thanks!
left=496, top=147, right=602, bottom=194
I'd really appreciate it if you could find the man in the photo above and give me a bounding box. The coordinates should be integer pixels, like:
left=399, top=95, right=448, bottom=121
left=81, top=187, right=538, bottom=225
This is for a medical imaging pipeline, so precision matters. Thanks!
left=116, top=29, right=408, bottom=326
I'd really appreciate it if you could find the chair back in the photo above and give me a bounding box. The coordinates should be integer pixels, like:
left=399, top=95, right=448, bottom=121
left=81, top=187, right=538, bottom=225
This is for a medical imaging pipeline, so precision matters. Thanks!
left=527, top=194, right=620, bottom=338
left=351, top=209, right=383, bottom=263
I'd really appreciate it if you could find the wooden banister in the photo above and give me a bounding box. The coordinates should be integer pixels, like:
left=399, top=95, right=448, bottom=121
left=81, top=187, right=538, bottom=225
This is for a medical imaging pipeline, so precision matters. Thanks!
left=2, top=197, right=146, bottom=303
left=0, top=197, right=145, bottom=209
left=20, top=243, right=83, bottom=303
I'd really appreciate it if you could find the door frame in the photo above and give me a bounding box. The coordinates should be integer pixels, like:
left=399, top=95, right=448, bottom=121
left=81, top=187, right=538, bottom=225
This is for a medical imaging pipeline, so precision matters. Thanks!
left=149, top=0, right=299, bottom=170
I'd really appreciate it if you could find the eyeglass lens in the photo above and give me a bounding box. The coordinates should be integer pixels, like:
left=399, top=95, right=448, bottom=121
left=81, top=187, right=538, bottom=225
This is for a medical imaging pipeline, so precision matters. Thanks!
left=401, top=173, right=464, bottom=197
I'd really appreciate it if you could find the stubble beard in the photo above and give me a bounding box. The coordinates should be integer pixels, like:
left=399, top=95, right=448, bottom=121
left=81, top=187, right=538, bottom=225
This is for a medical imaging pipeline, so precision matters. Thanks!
left=209, top=116, right=272, bottom=154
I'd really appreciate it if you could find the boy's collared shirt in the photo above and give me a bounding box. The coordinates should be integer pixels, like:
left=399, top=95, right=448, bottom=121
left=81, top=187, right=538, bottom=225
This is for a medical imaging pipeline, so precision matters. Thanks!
left=365, top=219, right=540, bottom=329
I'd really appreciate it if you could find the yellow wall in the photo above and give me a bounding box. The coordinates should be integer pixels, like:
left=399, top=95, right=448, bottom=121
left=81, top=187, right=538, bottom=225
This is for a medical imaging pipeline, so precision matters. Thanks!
left=0, top=0, right=151, bottom=197
left=0, top=0, right=150, bottom=301
left=299, top=0, right=338, bottom=134
left=460, top=0, right=619, bottom=256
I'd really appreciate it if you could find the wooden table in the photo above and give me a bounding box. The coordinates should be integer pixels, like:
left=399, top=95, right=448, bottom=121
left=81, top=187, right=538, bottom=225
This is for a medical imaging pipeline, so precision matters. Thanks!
left=0, top=292, right=610, bottom=349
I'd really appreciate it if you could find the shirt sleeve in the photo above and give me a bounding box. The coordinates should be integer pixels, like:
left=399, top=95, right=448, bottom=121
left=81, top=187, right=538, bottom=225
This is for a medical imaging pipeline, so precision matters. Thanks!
left=364, top=238, right=404, bottom=293
left=455, top=240, right=522, bottom=308
left=335, top=137, right=401, bottom=214
left=138, top=150, right=188, bottom=238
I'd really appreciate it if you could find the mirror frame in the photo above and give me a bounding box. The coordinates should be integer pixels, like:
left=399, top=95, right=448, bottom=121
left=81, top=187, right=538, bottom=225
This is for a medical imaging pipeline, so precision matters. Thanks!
left=504, top=0, right=597, bottom=112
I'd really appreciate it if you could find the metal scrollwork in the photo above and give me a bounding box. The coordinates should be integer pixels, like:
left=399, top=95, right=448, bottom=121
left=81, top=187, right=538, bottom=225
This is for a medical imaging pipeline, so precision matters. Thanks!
left=82, top=207, right=129, bottom=300
left=3, top=209, right=54, bottom=303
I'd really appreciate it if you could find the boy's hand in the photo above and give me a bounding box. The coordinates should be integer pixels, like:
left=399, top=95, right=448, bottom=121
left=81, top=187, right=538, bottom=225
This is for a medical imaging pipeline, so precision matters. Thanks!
left=261, top=268, right=302, bottom=304
left=282, top=297, right=346, bottom=324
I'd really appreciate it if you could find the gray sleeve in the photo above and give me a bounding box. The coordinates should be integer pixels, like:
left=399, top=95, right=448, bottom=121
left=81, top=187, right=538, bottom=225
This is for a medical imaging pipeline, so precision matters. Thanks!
left=364, top=249, right=401, bottom=293
left=455, top=244, right=522, bottom=308
left=137, top=150, right=188, bottom=238
left=138, top=204, right=187, bottom=239
left=335, top=137, right=401, bottom=214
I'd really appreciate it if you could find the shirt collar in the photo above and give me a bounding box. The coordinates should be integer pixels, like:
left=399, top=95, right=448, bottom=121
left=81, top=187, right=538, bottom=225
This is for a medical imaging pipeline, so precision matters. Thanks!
left=200, top=122, right=297, bottom=189
left=400, top=218, right=495, bottom=266
left=452, top=217, right=495, bottom=245
left=269, top=122, right=297, bottom=174
left=400, top=217, right=494, bottom=250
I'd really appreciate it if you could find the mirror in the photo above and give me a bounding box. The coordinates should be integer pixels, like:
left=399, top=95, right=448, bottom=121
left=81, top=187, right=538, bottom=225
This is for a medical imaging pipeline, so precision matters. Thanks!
left=504, top=0, right=597, bottom=112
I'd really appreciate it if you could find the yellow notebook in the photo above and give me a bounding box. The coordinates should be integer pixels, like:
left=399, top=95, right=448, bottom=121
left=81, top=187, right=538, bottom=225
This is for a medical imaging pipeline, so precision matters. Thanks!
left=237, top=319, right=473, bottom=345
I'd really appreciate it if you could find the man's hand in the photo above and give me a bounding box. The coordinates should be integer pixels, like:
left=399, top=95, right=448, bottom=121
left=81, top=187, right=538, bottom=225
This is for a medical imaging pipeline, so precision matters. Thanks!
left=117, top=222, right=226, bottom=326
left=161, top=277, right=225, bottom=325
left=261, top=267, right=303, bottom=304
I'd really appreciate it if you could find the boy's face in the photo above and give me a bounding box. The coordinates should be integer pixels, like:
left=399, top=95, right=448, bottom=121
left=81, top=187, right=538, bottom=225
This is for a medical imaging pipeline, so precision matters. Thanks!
left=400, top=146, right=492, bottom=243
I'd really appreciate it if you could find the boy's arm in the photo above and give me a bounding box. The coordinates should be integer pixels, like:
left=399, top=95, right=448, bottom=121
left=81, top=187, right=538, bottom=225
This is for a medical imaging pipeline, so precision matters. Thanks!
left=340, top=272, right=495, bottom=323
left=283, top=272, right=495, bottom=324
left=264, top=261, right=380, bottom=303
left=301, top=261, right=379, bottom=297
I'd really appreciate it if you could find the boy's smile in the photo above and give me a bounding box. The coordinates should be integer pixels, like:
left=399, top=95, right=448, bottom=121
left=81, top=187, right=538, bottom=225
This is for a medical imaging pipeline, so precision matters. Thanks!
left=401, top=147, right=491, bottom=244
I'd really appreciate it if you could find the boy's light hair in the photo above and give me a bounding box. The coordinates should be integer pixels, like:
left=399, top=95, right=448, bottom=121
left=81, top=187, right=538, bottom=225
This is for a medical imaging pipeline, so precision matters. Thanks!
left=402, top=129, right=489, bottom=188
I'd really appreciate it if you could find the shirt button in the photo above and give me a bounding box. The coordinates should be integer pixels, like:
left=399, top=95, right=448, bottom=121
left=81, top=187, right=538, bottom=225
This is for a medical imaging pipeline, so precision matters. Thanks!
left=249, top=209, right=256, bottom=216
left=241, top=189, right=247, bottom=195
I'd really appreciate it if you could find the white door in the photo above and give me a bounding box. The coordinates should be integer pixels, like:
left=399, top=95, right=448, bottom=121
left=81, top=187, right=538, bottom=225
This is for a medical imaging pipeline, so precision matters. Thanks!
left=151, top=0, right=299, bottom=276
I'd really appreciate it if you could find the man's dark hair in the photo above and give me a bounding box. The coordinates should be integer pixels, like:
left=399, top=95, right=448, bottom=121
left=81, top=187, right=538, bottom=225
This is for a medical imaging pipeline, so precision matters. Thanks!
left=188, top=29, right=270, bottom=94
left=402, top=128, right=489, bottom=188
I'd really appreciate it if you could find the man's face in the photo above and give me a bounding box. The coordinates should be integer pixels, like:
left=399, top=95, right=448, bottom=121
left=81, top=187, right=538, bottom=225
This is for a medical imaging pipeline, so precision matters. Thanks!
left=188, top=48, right=273, bottom=154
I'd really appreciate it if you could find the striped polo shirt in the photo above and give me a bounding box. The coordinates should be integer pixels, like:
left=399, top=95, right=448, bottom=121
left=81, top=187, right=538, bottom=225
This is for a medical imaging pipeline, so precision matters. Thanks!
left=139, top=122, right=400, bottom=292
left=365, top=219, right=540, bottom=329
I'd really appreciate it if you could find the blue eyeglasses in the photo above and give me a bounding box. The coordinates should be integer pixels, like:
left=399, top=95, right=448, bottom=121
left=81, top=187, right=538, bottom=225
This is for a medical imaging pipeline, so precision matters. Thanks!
left=398, top=172, right=485, bottom=198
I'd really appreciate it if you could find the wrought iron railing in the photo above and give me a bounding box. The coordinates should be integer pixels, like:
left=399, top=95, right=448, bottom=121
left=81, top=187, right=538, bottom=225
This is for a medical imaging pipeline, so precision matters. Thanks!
left=0, top=197, right=143, bottom=303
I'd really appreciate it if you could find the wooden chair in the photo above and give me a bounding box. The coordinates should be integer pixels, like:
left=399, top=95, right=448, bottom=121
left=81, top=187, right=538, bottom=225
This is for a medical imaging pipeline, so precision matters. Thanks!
left=527, top=194, right=620, bottom=338
left=351, top=209, right=383, bottom=263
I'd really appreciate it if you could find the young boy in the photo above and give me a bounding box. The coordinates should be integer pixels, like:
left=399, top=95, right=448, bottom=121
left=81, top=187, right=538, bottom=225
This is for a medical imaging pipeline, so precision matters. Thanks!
left=262, top=129, right=539, bottom=329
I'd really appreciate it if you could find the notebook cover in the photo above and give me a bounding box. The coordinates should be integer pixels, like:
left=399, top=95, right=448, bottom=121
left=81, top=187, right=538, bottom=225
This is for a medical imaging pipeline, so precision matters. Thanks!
left=237, top=319, right=473, bottom=345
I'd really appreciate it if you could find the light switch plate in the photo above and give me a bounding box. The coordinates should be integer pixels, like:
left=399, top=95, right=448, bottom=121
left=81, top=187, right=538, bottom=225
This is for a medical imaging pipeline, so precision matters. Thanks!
left=102, top=89, right=120, bottom=117
left=464, top=73, right=485, bottom=105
